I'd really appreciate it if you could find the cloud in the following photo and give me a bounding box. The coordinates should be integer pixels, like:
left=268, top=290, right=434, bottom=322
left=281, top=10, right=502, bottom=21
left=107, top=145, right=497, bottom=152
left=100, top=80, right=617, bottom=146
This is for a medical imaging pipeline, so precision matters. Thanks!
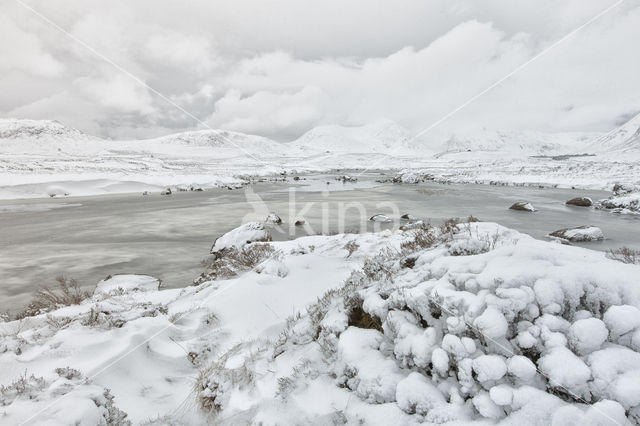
left=209, top=86, right=329, bottom=139
left=76, top=74, right=154, bottom=115
left=0, top=0, right=638, bottom=140
left=0, top=14, right=64, bottom=77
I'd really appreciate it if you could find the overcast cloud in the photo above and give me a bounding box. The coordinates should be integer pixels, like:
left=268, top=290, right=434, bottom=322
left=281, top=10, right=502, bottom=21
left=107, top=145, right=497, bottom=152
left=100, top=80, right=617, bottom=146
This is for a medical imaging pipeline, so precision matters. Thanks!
left=1, top=0, right=639, bottom=140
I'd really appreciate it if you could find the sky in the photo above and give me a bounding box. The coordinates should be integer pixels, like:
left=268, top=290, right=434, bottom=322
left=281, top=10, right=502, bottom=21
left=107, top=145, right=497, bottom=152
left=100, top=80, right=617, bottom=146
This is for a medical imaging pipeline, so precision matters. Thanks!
left=1, top=0, right=639, bottom=141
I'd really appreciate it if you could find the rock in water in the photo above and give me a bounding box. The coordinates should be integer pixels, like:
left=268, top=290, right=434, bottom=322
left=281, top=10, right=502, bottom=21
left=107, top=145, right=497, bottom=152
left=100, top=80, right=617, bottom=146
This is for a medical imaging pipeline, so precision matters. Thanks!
left=266, top=213, right=283, bottom=224
left=400, top=213, right=417, bottom=220
left=294, top=219, right=306, bottom=226
left=548, top=226, right=604, bottom=242
left=566, top=197, right=593, bottom=207
left=509, top=202, right=536, bottom=212
left=370, top=214, right=393, bottom=222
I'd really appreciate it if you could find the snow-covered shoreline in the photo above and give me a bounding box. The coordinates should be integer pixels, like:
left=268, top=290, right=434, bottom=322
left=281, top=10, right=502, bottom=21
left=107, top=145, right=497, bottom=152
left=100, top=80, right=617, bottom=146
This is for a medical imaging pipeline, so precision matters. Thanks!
left=1, top=220, right=639, bottom=425
left=1, top=117, right=639, bottom=200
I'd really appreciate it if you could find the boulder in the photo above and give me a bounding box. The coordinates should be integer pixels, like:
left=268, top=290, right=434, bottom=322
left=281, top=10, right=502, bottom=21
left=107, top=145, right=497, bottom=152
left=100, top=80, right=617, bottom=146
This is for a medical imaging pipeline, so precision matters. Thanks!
left=566, top=197, right=593, bottom=207
left=160, top=188, right=172, bottom=195
left=370, top=214, right=393, bottom=223
left=509, top=202, right=536, bottom=212
left=266, top=213, right=283, bottom=224
left=548, top=226, right=604, bottom=242
left=294, top=219, right=306, bottom=226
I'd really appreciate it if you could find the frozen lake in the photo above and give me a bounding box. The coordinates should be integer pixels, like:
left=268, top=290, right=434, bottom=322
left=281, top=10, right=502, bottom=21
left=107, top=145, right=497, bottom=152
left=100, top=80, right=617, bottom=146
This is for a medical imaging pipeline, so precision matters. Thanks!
left=1, top=175, right=637, bottom=314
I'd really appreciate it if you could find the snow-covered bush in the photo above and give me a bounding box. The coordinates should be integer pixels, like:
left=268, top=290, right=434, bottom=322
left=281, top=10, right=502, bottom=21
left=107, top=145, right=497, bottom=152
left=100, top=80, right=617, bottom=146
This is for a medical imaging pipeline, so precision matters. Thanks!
left=17, top=276, right=90, bottom=319
left=195, top=221, right=640, bottom=424
left=195, top=243, right=276, bottom=284
left=0, top=370, right=130, bottom=425
left=606, top=247, right=640, bottom=264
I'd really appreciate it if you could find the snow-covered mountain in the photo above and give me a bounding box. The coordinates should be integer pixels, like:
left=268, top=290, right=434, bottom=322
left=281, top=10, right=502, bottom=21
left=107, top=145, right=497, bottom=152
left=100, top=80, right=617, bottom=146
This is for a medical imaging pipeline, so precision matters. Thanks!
left=587, top=111, right=640, bottom=154
left=289, top=120, right=420, bottom=155
left=434, top=128, right=596, bottom=157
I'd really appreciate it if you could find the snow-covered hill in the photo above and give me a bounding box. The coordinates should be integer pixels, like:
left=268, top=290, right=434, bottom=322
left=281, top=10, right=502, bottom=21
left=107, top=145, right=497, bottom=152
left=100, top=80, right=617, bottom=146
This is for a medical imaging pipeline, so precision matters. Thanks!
left=0, top=119, right=94, bottom=141
left=150, top=129, right=284, bottom=155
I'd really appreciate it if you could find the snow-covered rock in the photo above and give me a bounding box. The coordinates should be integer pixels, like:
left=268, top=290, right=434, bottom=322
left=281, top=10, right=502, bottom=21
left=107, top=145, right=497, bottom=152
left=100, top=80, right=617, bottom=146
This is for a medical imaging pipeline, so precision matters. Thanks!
left=265, top=213, right=283, bottom=224
left=548, top=226, right=604, bottom=242
left=369, top=214, right=393, bottom=223
left=210, top=221, right=271, bottom=256
left=597, top=192, right=640, bottom=215
left=566, top=197, right=593, bottom=207
left=509, top=202, right=536, bottom=212
left=93, top=274, right=159, bottom=296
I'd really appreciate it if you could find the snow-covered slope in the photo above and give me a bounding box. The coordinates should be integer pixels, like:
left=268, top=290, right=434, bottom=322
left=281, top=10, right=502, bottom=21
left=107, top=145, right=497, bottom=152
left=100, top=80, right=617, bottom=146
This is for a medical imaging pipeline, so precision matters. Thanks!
left=587, top=112, right=640, bottom=154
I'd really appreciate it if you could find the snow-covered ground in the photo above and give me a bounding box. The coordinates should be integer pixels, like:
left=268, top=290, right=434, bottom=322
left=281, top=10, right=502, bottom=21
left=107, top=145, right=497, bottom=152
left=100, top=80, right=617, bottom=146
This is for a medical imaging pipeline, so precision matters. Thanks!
left=1, top=220, right=639, bottom=425
left=1, top=116, right=639, bottom=199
